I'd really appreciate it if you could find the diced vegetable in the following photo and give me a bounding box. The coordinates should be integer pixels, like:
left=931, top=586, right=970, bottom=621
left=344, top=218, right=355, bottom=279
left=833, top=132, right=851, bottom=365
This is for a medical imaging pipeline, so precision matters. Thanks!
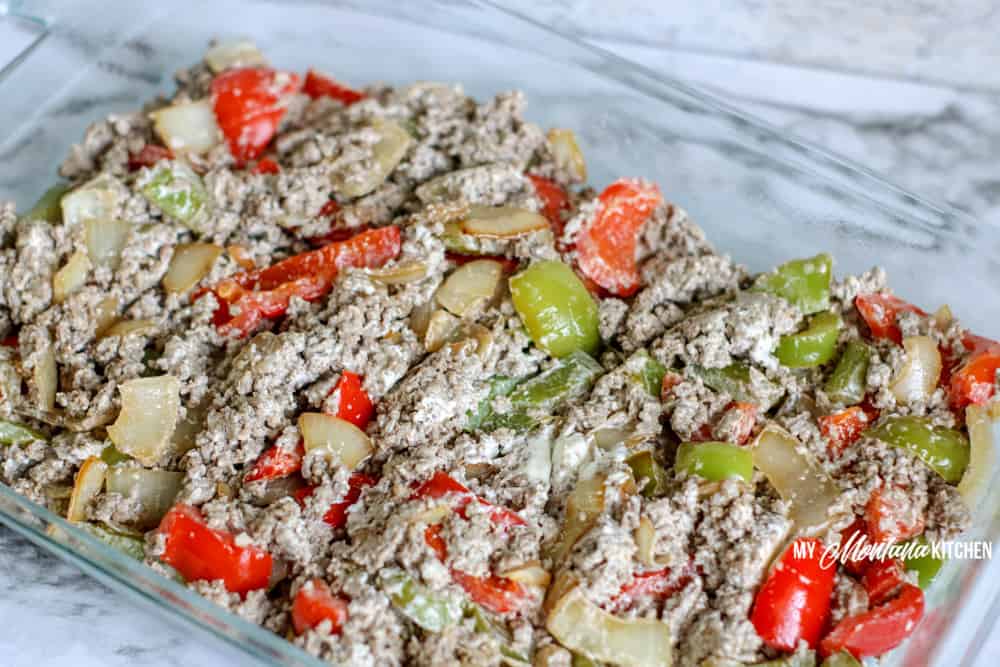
left=467, top=376, right=521, bottom=431
left=633, top=351, right=668, bottom=398
left=747, top=653, right=819, bottom=667
left=26, top=183, right=70, bottom=223
left=412, top=471, right=525, bottom=529
left=753, top=253, right=833, bottom=315
left=52, top=251, right=91, bottom=303
left=244, top=441, right=304, bottom=483
left=819, top=405, right=878, bottom=456
left=158, top=503, right=273, bottom=593
left=775, top=312, right=842, bottom=368
left=101, top=319, right=157, bottom=339
left=292, top=579, right=349, bottom=635
left=204, top=39, right=266, bottom=73
left=303, top=69, right=365, bottom=105
left=499, top=561, right=551, bottom=588
left=635, top=516, right=658, bottom=567
left=105, top=467, right=183, bottom=528
left=128, top=145, right=172, bottom=173
left=150, top=99, right=222, bottom=155
left=854, top=293, right=926, bottom=345
left=67, top=456, right=108, bottom=522
left=0, top=419, right=45, bottom=446
left=100, top=444, right=130, bottom=465
left=211, top=67, right=301, bottom=162
left=902, top=536, right=943, bottom=589
left=949, top=334, right=1000, bottom=410
left=333, top=118, right=412, bottom=198
left=818, top=584, right=924, bottom=659
left=33, top=344, right=57, bottom=412
left=460, top=205, right=549, bottom=238
left=547, top=128, right=587, bottom=182
left=868, top=415, right=969, bottom=483
left=890, top=336, right=941, bottom=405
left=958, top=402, right=1000, bottom=503
left=162, top=243, right=223, bottom=294
left=382, top=568, right=464, bottom=632
left=675, top=441, right=753, bottom=483
left=298, top=472, right=376, bottom=528
left=864, top=485, right=924, bottom=545
left=752, top=425, right=841, bottom=530
left=366, top=260, right=428, bottom=285
left=549, top=474, right=605, bottom=564
left=575, top=179, right=663, bottom=297
left=627, top=450, right=669, bottom=498
left=139, top=160, right=209, bottom=231
left=820, top=652, right=861, bottom=667
left=449, top=565, right=527, bottom=615
left=299, top=413, right=373, bottom=469
left=609, top=567, right=690, bottom=613
left=435, top=259, right=503, bottom=318
left=824, top=340, right=871, bottom=405
left=423, top=309, right=461, bottom=353
left=861, top=557, right=906, bottom=606
left=527, top=174, right=570, bottom=238
left=84, top=217, right=131, bottom=269
left=106, top=375, right=181, bottom=466
left=751, top=537, right=836, bottom=651
left=94, top=296, right=120, bottom=337
left=76, top=522, right=146, bottom=560
left=509, top=260, right=600, bottom=358
left=546, top=585, right=672, bottom=667
left=693, top=363, right=784, bottom=411
left=60, top=175, right=118, bottom=227
left=331, top=371, right=375, bottom=429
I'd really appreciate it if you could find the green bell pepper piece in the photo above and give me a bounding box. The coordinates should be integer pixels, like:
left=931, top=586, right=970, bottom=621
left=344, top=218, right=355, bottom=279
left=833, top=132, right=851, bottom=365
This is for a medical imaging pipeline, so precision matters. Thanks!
left=902, top=535, right=943, bottom=588
left=675, top=441, right=754, bottom=483
left=25, top=183, right=71, bottom=223
left=820, top=652, right=860, bottom=667
left=382, top=569, right=463, bottom=633
left=824, top=339, right=871, bottom=405
left=632, top=350, right=668, bottom=397
left=571, top=655, right=600, bottom=667
left=627, top=450, right=669, bottom=498
left=77, top=523, right=146, bottom=560
left=100, top=444, right=131, bottom=466
left=0, top=419, right=45, bottom=446
left=754, top=253, right=833, bottom=314
left=475, top=351, right=603, bottom=432
left=868, top=415, right=970, bottom=483
left=693, top=363, right=784, bottom=410
left=510, top=260, right=600, bottom=358
left=467, top=376, right=522, bottom=431
left=139, top=161, right=208, bottom=232
left=775, top=311, right=843, bottom=368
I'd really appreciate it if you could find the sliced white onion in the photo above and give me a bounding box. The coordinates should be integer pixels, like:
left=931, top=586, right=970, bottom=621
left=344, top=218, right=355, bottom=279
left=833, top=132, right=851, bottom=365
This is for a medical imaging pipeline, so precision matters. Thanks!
left=499, top=561, right=551, bottom=587
left=105, top=466, right=183, bottom=528
left=67, top=456, right=107, bottom=522
left=162, top=243, right=223, bottom=294
left=60, top=175, right=118, bottom=227
left=460, top=206, right=549, bottom=239
left=299, top=412, right=373, bottom=469
left=890, top=335, right=942, bottom=405
left=547, top=128, right=587, bottom=182
left=549, top=473, right=605, bottom=564
left=445, top=323, right=494, bottom=359
left=958, top=402, right=1000, bottom=504
left=150, top=99, right=221, bottom=155
left=933, top=304, right=953, bottom=330
left=635, top=516, right=657, bottom=567
left=100, top=319, right=157, bottom=339
left=752, top=425, right=841, bottom=532
left=84, top=218, right=131, bottom=269
left=423, top=309, right=460, bottom=353
left=366, top=261, right=428, bottom=285
left=334, top=118, right=412, bottom=198
left=204, top=39, right=266, bottom=73
left=435, top=259, right=503, bottom=318
left=106, top=376, right=181, bottom=466
left=52, top=251, right=91, bottom=304
left=546, top=585, right=672, bottom=667
left=94, top=296, right=120, bottom=338
left=34, top=344, right=57, bottom=412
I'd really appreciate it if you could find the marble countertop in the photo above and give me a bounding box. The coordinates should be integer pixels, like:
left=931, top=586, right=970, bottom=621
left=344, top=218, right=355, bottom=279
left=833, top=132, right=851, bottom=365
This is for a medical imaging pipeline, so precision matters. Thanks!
left=2, top=1, right=999, bottom=665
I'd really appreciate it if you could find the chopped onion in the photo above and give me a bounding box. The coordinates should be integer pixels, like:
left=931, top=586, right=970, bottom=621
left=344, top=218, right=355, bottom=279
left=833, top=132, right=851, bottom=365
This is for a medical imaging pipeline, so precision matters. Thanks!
left=100, top=319, right=157, bottom=339
left=460, top=205, right=549, bottom=238
left=546, top=585, right=672, bottom=667
left=958, top=402, right=1000, bottom=504
left=499, top=561, right=551, bottom=587
left=60, top=175, right=118, bottom=227
left=204, top=39, right=266, bottom=73
left=150, top=99, right=222, bottom=155
left=33, top=344, right=57, bottom=412
left=106, top=376, right=181, bottom=466
left=435, top=259, right=503, bottom=318
left=67, top=456, right=107, bottom=522
left=334, top=118, right=412, bottom=198
left=84, top=217, right=131, bottom=268
left=299, top=412, right=373, bottom=469
left=549, top=473, right=605, bottom=564
left=162, top=243, right=223, bottom=294
left=752, top=425, right=841, bottom=531
left=52, top=251, right=91, bottom=304
left=366, top=261, right=428, bottom=285
left=547, top=128, right=587, bottom=182
left=445, top=323, right=494, bottom=358
left=635, top=516, right=658, bottom=567
left=105, top=466, right=183, bottom=528
left=424, top=309, right=460, bottom=353
left=94, top=296, right=120, bottom=338
left=890, top=335, right=942, bottom=405
left=933, top=304, right=953, bottom=330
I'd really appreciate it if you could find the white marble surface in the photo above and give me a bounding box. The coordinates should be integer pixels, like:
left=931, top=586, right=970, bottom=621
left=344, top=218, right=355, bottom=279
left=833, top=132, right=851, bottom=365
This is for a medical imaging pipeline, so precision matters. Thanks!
left=1, top=2, right=999, bottom=666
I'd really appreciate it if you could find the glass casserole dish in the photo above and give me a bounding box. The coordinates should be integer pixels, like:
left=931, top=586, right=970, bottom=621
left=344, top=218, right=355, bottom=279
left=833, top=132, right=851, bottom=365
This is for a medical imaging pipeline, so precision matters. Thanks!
left=0, top=1, right=997, bottom=665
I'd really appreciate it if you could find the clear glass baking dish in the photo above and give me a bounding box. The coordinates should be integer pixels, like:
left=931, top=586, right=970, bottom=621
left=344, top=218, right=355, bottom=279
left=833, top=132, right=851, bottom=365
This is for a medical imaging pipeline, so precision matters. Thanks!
left=0, top=1, right=997, bottom=665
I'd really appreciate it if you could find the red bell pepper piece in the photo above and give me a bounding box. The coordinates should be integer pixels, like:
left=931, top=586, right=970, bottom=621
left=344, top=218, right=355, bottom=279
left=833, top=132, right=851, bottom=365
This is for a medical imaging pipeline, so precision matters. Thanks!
left=211, top=67, right=301, bottom=163
left=606, top=567, right=692, bottom=613
left=689, top=401, right=757, bottom=445
left=820, top=404, right=879, bottom=457
left=158, top=504, right=272, bottom=594
left=252, top=157, right=280, bottom=175
left=527, top=174, right=570, bottom=241
left=331, top=371, right=375, bottom=429
left=413, top=471, right=525, bottom=529
left=949, top=333, right=1000, bottom=410
left=292, top=578, right=349, bottom=635
left=854, top=294, right=926, bottom=345
left=303, top=69, right=365, bottom=105
left=839, top=518, right=873, bottom=576
left=296, top=473, right=377, bottom=529
left=128, top=144, right=173, bottom=171
left=244, top=441, right=305, bottom=483
left=819, top=584, right=924, bottom=659
left=750, top=537, right=837, bottom=651
left=575, top=178, right=662, bottom=297
left=865, top=486, right=925, bottom=546
left=0, top=335, right=17, bottom=348
left=660, top=371, right=683, bottom=401
left=445, top=251, right=520, bottom=275
left=861, top=558, right=906, bottom=607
